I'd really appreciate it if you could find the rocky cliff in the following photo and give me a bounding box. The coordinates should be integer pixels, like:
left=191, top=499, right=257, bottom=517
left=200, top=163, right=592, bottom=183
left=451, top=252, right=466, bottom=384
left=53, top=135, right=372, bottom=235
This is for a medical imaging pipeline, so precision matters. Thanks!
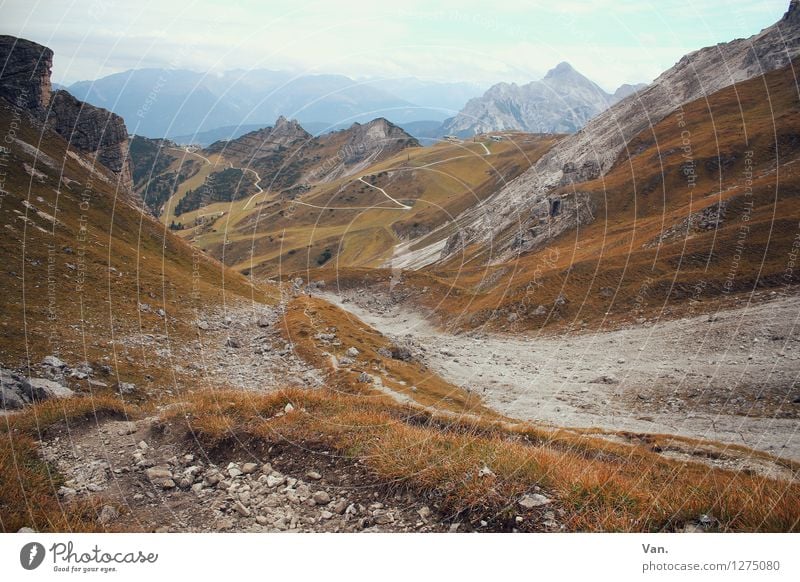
left=440, top=62, right=630, bottom=137
left=46, top=90, right=134, bottom=190
left=0, top=35, right=133, bottom=193
left=0, top=35, right=53, bottom=112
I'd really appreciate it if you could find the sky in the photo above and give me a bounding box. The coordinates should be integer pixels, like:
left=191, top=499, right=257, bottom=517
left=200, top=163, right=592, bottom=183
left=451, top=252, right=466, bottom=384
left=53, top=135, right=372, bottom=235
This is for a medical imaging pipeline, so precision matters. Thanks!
left=1, top=0, right=791, bottom=91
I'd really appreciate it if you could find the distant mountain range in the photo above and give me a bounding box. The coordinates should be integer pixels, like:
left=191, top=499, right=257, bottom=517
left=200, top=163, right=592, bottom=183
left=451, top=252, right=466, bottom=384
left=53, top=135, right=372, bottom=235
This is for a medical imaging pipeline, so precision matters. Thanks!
left=66, top=65, right=646, bottom=143
left=440, top=62, right=646, bottom=137
left=66, top=69, right=486, bottom=140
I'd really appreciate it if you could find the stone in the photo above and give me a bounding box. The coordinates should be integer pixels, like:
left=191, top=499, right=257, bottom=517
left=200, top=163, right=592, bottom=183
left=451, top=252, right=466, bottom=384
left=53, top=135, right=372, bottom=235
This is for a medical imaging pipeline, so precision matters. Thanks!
left=58, top=486, right=77, bottom=499
left=1, top=368, right=29, bottom=408
left=305, top=470, right=322, bottom=481
left=284, top=402, right=295, bottom=414
left=312, top=491, right=331, bottom=505
left=255, top=515, right=269, bottom=526
left=204, top=472, right=222, bottom=487
left=478, top=465, right=494, bottom=478
left=373, top=512, right=394, bottom=525
left=257, top=316, right=270, bottom=328
left=97, top=505, right=119, bottom=525
left=197, top=321, right=210, bottom=331
left=417, top=506, right=432, bottom=520
left=390, top=347, right=413, bottom=361
left=117, top=422, right=137, bottom=435
left=17, top=527, right=37, bottom=534
left=116, top=382, right=136, bottom=395
left=241, top=462, right=258, bottom=475
left=346, top=347, right=360, bottom=358
left=519, top=493, right=552, bottom=509
left=234, top=501, right=251, bottom=517
left=225, top=337, right=241, bottom=349
left=266, top=474, right=285, bottom=488
left=532, top=305, right=548, bottom=316
left=25, top=377, right=74, bottom=401
left=145, top=466, right=173, bottom=485
left=42, top=355, right=67, bottom=369
left=357, top=372, right=372, bottom=383
left=332, top=499, right=348, bottom=515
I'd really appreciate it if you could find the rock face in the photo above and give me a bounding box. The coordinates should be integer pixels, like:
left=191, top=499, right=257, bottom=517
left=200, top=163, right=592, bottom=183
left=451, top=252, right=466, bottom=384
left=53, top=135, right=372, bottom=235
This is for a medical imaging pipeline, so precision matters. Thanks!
left=436, top=1, right=800, bottom=260
left=440, top=62, right=630, bottom=137
left=46, top=90, right=134, bottom=190
left=0, top=35, right=133, bottom=192
left=1, top=367, right=74, bottom=410
left=0, top=35, right=53, bottom=112
left=207, top=115, right=311, bottom=159
left=338, top=118, right=419, bottom=165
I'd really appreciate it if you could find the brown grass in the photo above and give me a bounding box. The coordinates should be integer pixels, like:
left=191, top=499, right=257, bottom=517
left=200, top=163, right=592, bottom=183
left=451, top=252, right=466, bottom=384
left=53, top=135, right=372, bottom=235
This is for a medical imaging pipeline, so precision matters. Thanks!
left=162, top=386, right=800, bottom=532
left=337, top=60, right=800, bottom=333
left=0, top=395, right=135, bottom=532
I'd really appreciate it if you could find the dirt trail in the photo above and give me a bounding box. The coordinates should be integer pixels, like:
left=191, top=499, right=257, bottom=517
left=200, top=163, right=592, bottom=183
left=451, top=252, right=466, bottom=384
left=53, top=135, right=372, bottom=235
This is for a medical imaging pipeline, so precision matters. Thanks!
left=323, top=292, right=800, bottom=464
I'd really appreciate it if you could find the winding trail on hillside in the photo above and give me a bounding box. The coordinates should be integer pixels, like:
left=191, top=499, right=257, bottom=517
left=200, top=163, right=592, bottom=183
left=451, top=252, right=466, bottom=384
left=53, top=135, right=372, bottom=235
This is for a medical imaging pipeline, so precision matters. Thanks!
left=357, top=176, right=411, bottom=209
left=242, top=168, right=264, bottom=209
left=322, top=291, right=800, bottom=469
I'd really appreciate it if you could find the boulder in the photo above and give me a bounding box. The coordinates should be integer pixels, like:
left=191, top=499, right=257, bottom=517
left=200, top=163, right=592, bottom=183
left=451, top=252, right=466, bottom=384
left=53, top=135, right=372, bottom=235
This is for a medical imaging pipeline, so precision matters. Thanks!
left=25, top=377, right=74, bottom=401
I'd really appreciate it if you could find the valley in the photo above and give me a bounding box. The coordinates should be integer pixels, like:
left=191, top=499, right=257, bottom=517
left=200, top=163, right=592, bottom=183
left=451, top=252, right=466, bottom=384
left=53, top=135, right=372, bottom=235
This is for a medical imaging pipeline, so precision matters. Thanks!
left=2, top=1, right=800, bottom=537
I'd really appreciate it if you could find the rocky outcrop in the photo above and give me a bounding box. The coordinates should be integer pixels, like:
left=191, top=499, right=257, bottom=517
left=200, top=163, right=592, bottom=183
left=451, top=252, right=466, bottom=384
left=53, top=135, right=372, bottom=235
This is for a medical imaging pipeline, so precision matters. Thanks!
left=46, top=90, right=134, bottom=190
left=0, top=35, right=53, bottom=112
left=337, top=118, right=419, bottom=165
left=440, top=62, right=627, bottom=137
left=207, top=115, right=311, bottom=158
left=1, top=367, right=75, bottom=410
left=436, top=1, right=800, bottom=262
left=0, top=35, right=133, bottom=193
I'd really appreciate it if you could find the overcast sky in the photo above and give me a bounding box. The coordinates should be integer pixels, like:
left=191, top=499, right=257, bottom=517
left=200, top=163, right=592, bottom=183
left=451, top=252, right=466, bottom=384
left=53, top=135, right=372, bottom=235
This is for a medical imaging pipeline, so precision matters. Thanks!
left=1, top=0, right=790, bottom=90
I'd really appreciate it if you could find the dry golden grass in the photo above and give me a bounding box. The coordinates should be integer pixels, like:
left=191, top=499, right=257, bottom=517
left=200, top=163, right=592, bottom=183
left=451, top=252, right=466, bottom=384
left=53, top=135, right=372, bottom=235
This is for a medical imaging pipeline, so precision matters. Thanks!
left=279, top=295, right=489, bottom=414
left=162, top=386, right=800, bottom=532
left=0, top=395, right=135, bottom=532
left=0, top=101, right=274, bottom=398
left=376, top=61, right=800, bottom=332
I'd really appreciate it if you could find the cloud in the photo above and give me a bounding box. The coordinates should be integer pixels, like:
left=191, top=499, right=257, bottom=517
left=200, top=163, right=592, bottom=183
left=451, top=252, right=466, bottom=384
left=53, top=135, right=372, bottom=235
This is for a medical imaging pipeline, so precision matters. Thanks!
left=1, top=0, right=789, bottom=89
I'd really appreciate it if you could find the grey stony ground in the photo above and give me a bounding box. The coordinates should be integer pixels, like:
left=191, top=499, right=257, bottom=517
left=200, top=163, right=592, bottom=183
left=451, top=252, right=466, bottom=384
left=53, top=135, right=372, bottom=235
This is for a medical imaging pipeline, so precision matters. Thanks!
left=27, top=299, right=563, bottom=532
left=324, top=289, right=800, bottom=471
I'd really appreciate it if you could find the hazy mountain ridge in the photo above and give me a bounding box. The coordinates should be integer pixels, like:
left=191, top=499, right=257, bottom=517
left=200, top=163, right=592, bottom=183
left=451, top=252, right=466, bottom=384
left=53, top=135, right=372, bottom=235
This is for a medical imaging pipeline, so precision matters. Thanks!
left=440, top=62, right=644, bottom=137
left=66, top=69, right=483, bottom=140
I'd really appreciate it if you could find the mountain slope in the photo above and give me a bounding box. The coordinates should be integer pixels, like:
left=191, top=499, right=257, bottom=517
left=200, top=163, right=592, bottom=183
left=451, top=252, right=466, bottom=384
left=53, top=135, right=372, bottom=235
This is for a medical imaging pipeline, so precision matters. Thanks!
left=432, top=1, right=800, bottom=258
left=0, top=39, right=264, bottom=393
left=411, top=59, right=800, bottom=332
left=140, top=116, right=421, bottom=226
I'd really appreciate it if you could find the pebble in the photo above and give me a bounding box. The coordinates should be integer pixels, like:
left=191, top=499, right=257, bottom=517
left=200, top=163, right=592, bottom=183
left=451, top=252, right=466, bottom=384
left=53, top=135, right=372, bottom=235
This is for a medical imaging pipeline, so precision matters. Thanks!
left=312, top=491, right=331, bottom=505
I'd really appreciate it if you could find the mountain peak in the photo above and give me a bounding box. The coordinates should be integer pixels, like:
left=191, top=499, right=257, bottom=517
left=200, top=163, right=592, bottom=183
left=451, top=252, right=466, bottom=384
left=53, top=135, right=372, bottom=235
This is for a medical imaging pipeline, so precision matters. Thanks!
left=547, top=61, right=575, bottom=76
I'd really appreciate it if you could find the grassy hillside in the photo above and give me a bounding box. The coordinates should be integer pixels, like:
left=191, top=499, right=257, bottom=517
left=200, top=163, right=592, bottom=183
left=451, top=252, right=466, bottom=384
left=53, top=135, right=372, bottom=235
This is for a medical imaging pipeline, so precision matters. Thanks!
left=367, top=61, right=800, bottom=331
left=183, top=134, right=558, bottom=276
left=0, top=100, right=269, bottom=394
